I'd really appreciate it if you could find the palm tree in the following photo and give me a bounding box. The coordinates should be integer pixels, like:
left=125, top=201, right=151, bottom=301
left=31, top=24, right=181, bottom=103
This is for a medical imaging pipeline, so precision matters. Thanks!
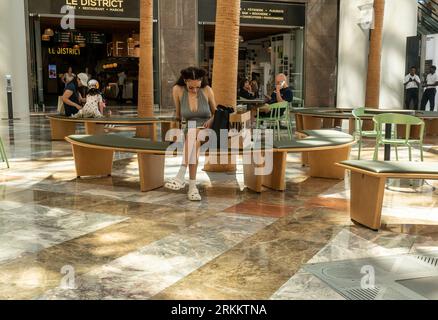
left=365, top=0, right=385, bottom=109
left=137, top=0, right=154, bottom=138
left=211, top=0, right=241, bottom=107
left=205, top=0, right=241, bottom=172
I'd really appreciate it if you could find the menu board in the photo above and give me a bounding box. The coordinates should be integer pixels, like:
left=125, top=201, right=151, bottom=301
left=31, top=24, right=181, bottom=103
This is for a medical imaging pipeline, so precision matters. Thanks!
left=73, top=31, right=86, bottom=43
left=53, top=30, right=106, bottom=44
left=54, top=31, right=72, bottom=43
left=87, top=32, right=106, bottom=44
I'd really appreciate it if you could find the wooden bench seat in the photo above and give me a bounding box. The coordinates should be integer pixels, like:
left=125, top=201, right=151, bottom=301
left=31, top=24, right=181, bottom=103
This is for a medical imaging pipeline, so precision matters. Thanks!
left=66, top=135, right=172, bottom=192
left=48, top=115, right=177, bottom=141
left=337, top=160, right=438, bottom=231
left=66, top=129, right=355, bottom=193
left=243, top=130, right=355, bottom=192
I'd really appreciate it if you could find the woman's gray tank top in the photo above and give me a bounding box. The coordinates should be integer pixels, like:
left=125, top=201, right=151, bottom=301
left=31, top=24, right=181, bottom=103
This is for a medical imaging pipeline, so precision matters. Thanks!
left=180, top=88, right=211, bottom=127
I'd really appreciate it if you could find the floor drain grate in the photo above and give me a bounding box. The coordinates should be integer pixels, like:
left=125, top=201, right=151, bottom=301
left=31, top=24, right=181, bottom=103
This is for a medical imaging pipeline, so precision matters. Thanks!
left=304, top=251, right=438, bottom=300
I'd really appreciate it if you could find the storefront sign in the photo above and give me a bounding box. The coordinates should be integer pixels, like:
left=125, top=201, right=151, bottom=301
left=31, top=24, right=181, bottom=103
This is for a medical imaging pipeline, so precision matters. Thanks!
left=64, top=0, right=125, bottom=14
left=48, top=47, right=81, bottom=55
left=199, top=0, right=305, bottom=27
left=28, top=0, right=158, bottom=19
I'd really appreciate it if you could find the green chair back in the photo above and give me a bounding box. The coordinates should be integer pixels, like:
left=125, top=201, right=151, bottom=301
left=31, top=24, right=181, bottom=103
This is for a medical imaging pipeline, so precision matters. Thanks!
left=256, top=101, right=291, bottom=140
left=373, top=113, right=425, bottom=142
left=372, top=113, right=425, bottom=161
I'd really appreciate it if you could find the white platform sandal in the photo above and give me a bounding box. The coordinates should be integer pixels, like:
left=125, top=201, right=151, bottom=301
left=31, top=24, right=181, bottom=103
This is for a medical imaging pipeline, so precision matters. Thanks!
left=187, top=188, right=201, bottom=201
left=164, top=178, right=186, bottom=191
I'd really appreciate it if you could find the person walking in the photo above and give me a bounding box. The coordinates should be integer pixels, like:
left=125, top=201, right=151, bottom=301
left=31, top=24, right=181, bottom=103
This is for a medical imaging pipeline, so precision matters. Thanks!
left=404, top=66, right=421, bottom=110
left=421, top=65, right=438, bottom=111
left=117, top=71, right=127, bottom=104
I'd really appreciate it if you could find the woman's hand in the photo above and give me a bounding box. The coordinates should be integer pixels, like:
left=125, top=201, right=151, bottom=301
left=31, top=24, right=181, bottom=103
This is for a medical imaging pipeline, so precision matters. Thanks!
left=75, top=104, right=82, bottom=110
left=203, top=117, right=214, bottom=129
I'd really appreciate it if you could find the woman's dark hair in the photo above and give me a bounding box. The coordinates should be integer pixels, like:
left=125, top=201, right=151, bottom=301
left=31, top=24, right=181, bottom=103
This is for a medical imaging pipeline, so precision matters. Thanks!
left=87, top=88, right=101, bottom=96
left=239, top=79, right=250, bottom=90
left=175, top=67, right=209, bottom=88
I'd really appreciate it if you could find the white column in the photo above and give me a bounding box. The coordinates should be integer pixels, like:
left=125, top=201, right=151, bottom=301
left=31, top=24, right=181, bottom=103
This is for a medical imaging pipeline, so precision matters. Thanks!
left=337, top=0, right=370, bottom=109
left=0, top=0, right=30, bottom=119
left=380, top=0, right=417, bottom=109
left=337, top=0, right=418, bottom=109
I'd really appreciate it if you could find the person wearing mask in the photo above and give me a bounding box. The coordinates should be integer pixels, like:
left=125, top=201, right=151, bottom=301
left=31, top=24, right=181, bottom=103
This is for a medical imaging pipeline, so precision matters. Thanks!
left=421, top=65, right=438, bottom=111
left=62, top=73, right=88, bottom=117
left=404, top=66, right=421, bottom=110
left=164, top=67, right=217, bottom=201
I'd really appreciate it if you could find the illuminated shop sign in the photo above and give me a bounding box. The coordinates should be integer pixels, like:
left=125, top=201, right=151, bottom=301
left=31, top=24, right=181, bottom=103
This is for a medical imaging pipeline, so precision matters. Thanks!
left=48, top=47, right=81, bottom=55
left=28, top=0, right=147, bottom=19
left=199, top=0, right=305, bottom=27
left=64, top=0, right=125, bottom=13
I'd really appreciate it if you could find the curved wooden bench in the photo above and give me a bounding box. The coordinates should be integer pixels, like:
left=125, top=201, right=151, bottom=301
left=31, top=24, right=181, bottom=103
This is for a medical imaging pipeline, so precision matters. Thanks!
left=66, top=134, right=173, bottom=192
left=47, top=115, right=178, bottom=141
left=243, top=130, right=356, bottom=192
left=337, top=160, right=438, bottom=231
left=294, top=108, right=438, bottom=137
left=66, top=130, right=355, bottom=193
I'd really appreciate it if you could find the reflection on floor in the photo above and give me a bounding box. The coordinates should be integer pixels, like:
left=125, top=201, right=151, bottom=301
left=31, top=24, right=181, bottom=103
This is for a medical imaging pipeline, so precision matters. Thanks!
left=0, top=116, right=438, bottom=300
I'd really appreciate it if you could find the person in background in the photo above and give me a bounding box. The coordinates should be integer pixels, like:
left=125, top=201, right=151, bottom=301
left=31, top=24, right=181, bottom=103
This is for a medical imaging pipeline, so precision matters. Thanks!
left=62, top=73, right=88, bottom=117
left=258, top=73, right=293, bottom=116
left=62, top=67, right=75, bottom=87
left=164, top=67, right=216, bottom=201
left=250, top=79, right=260, bottom=98
left=421, top=65, right=438, bottom=111
left=238, top=79, right=256, bottom=100
left=71, top=79, right=105, bottom=118
left=404, top=66, right=421, bottom=110
left=117, top=71, right=127, bottom=104
left=84, top=67, right=92, bottom=81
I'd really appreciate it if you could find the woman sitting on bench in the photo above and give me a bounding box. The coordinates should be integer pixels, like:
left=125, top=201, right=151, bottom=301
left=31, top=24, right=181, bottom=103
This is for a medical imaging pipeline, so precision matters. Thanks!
left=164, top=67, right=217, bottom=201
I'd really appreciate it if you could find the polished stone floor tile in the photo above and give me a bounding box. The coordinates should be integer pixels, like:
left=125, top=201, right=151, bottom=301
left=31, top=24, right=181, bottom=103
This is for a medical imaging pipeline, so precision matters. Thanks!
left=1, top=117, right=438, bottom=300
left=39, top=213, right=275, bottom=299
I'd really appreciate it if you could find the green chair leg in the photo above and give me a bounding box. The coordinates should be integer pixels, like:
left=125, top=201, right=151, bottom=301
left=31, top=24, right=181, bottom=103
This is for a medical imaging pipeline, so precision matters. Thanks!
left=373, top=143, right=379, bottom=161
left=408, top=146, right=412, bottom=162
left=420, top=143, right=424, bottom=162
left=357, top=139, right=362, bottom=160
left=395, top=145, right=399, bottom=161
left=0, top=139, right=9, bottom=169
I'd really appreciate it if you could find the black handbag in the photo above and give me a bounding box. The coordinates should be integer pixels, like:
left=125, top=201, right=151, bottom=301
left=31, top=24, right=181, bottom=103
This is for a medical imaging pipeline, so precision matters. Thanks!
left=211, top=105, right=234, bottom=149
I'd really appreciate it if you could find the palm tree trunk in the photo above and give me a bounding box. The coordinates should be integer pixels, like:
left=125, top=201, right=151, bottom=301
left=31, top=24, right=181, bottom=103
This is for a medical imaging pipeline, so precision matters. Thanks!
left=365, top=0, right=385, bottom=109
left=211, top=0, right=241, bottom=107
left=137, top=0, right=154, bottom=138
left=204, top=0, right=241, bottom=172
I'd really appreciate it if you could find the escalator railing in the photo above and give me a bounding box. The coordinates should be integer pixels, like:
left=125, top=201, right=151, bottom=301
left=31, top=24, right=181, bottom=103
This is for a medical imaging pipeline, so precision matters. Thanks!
left=418, top=0, right=438, bottom=34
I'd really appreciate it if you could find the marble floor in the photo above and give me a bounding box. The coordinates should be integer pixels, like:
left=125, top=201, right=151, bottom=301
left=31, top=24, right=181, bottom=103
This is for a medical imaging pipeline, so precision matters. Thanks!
left=1, top=116, right=438, bottom=300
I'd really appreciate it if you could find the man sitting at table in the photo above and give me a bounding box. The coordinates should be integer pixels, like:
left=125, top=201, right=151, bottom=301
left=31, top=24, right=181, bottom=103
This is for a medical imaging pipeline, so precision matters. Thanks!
left=258, top=73, right=293, bottom=117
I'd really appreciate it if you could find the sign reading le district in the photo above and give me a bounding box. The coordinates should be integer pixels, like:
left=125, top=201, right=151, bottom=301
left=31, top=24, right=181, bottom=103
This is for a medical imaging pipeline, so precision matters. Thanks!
left=48, top=0, right=139, bottom=18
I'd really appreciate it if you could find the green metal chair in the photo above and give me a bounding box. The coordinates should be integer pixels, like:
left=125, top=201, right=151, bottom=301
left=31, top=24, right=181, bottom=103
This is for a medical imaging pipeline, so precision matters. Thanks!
left=373, top=113, right=425, bottom=161
left=0, top=136, right=9, bottom=168
left=256, top=101, right=292, bottom=140
left=352, top=107, right=378, bottom=159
